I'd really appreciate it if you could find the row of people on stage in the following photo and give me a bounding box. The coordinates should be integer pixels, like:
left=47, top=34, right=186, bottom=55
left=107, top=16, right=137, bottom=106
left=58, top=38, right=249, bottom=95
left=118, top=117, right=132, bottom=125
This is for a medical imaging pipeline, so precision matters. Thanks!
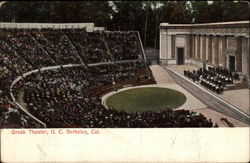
left=207, top=66, right=240, bottom=81
left=184, top=66, right=240, bottom=94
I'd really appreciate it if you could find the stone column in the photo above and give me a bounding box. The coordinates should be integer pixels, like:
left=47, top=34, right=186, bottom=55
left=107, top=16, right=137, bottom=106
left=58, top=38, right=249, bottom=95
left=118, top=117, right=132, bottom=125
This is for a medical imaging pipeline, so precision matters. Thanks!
left=171, top=35, right=176, bottom=59
left=197, top=35, right=201, bottom=60
left=205, top=35, right=209, bottom=62
left=167, top=34, right=172, bottom=60
left=218, top=36, right=222, bottom=66
left=236, top=36, right=242, bottom=72
left=186, top=35, right=192, bottom=59
left=212, top=36, right=219, bottom=66
left=221, top=36, right=227, bottom=67
left=160, top=30, right=167, bottom=61
left=215, top=36, right=219, bottom=66
left=202, top=35, right=206, bottom=62
left=220, top=36, right=227, bottom=67
left=194, top=35, right=198, bottom=60
left=192, top=35, right=195, bottom=59
left=208, top=35, right=212, bottom=64
left=242, top=37, right=249, bottom=78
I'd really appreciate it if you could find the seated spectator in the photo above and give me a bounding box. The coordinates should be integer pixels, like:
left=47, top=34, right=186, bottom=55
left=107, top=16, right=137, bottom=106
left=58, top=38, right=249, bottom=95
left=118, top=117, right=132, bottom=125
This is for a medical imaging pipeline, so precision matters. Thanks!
left=0, top=28, right=213, bottom=128
left=184, top=66, right=238, bottom=94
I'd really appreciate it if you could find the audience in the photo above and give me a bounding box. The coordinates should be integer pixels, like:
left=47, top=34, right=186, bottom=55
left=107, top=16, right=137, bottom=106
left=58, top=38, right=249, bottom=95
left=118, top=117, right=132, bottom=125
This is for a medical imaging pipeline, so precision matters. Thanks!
left=184, top=66, right=239, bottom=94
left=1, top=28, right=215, bottom=128
left=21, top=66, right=213, bottom=128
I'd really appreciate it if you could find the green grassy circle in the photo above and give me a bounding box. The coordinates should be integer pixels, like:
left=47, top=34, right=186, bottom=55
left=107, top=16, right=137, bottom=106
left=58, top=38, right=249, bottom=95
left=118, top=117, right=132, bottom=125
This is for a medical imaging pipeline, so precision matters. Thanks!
left=106, top=87, right=186, bottom=113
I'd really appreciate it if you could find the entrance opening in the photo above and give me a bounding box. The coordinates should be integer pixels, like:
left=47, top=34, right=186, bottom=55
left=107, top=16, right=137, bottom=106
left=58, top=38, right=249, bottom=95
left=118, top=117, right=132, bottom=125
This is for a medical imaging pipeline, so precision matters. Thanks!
left=229, top=55, right=235, bottom=72
left=177, top=48, right=184, bottom=65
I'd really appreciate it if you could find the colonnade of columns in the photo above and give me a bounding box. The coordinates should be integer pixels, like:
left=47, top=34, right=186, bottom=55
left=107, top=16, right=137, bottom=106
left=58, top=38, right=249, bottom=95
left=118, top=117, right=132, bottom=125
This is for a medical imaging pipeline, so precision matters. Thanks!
left=160, top=22, right=249, bottom=86
left=187, top=34, right=247, bottom=73
left=160, top=32, right=249, bottom=79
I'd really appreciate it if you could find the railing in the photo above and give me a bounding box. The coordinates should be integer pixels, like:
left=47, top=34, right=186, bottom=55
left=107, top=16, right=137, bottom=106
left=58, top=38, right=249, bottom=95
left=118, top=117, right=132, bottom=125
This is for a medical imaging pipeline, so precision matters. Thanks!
left=0, top=22, right=92, bottom=28
left=136, top=31, right=147, bottom=62
left=0, top=22, right=105, bottom=32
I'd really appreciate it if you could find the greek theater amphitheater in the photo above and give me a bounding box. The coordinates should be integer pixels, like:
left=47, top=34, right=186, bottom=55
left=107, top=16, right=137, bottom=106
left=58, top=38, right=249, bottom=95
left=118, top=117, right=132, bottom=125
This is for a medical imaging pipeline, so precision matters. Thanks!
left=0, top=21, right=249, bottom=128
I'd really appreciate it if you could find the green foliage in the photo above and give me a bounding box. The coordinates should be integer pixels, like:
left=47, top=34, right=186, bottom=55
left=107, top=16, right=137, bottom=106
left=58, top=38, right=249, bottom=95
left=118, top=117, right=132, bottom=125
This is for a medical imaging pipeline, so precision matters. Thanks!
left=191, top=1, right=249, bottom=23
left=0, top=1, right=248, bottom=48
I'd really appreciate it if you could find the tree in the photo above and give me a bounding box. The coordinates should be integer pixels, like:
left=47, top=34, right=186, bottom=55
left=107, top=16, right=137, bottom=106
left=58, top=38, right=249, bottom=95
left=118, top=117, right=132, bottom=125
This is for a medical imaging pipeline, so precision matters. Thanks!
left=191, top=1, right=210, bottom=23
left=191, top=1, right=250, bottom=23
left=111, top=1, right=144, bottom=31
left=143, top=1, right=150, bottom=47
left=152, top=1, right=160, bottom=48
left=168, top=1, right=192, bottom=24
left=0, top=1, right=248, bottom=49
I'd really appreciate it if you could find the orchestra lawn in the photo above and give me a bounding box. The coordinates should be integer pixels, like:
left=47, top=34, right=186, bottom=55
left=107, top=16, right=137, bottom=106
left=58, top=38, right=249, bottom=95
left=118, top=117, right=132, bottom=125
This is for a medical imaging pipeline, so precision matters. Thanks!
left=106, top=87, right=186, bottom=113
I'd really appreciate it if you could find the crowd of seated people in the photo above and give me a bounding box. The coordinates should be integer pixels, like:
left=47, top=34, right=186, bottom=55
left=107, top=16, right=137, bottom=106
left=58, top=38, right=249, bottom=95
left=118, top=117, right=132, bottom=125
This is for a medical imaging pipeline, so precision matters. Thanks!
left=213, top=66, right=240, bottom=81
left=0, top=28, right=145, bottom=128
left=184, top=66, right=240, bottom=94
left=66, top=30, right=110, bottom=64
left=0, top=28, right=142, bottom=66
left=31, top=31, right=78, bottom=65
left=41, top=31, right=83, bottom=64
left=16, top=65, right=215, bottom=128
left=0, top=97, right=43, bottom=128
left=0, top=31, right=56, bottom=68
left=0, top=40, right=32, bottom=95
left=0, top=64, right=42, bottom=127
left=0, top=38, right=44, bottom=128
left=1, top=28, right=215, bottom=128
left=105, top=31, right=140, bottom=61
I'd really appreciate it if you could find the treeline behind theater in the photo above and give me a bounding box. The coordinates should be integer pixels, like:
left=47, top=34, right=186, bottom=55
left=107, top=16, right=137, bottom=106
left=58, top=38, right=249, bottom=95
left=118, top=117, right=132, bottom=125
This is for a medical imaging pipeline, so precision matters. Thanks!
left=0, top=1, right=249, bottom=48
